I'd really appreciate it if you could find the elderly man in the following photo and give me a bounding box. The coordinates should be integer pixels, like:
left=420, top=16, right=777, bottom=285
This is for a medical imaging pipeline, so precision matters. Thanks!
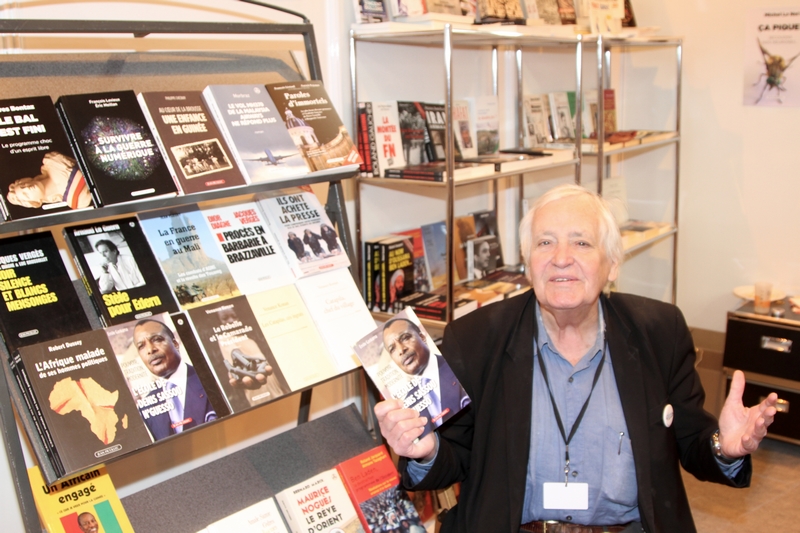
left=375, top=184, right=777, bottom=533
left=134, top=318, right=216, bottom=439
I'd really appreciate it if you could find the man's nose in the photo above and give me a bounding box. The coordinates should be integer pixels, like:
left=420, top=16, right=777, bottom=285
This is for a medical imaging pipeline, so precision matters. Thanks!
left=552, top=243, right=573, bottom=266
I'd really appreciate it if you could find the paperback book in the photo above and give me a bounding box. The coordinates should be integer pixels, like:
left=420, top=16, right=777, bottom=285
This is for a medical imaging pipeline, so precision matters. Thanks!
left=105, top=312, right=223, bottom=441
left=137, top=90, right=247, bottom=194
left=188, top=295, right=291, bottom=412
left=15, top=328, right=153, bottom=476
left=369, top=101, right=406, bottom=175
left=397, top=101, right=430, bottom=165
left=548, top=91, right=576, bottom=140
left=421, top=102, right=447, bottom=161
left=256, top=188, right=350, bottom=278
left=205, top=497, right=289, bottom=533
left=56, top=90, right=178, bottom=206
left=469, top=95, right=500, bottom=155
left=247, top=285, right=339, bottom=391
left=0, top=95, right=94, bottom=220
left=420, top=220, right=448, bottom=290
left=352, top=308, right=470, bottom=437
left=466, top=234, right=502, bottom=280
left=523, top=94, right=553, bottom=146
left=294, top=268, right=376, bottom=373
left=336, top=445, right=424, bottom=533
left=265, top=80, right=362, bottom=172
left=28, top=465, right=135, bottom=533
left=202, top=84, right=310, bottom=183
left=274, top=468, right=366, bottom=533
left=0, top=231, right=91, bottom=354
left=199, top=198, right=296, bottom=294
left=376, top=235, right=415, bottom=312
left=138, top=204, right=240, bottom=310
left=63, top=217, right=179, bottom=326
left=452, top=99, right=478, bottom=160
left=394, top=226, right=432, bottom=292
left=357, top=102, right=380, bottom=177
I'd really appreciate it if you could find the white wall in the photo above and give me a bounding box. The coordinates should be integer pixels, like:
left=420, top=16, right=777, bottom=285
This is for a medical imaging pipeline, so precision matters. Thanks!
left=634, top=0, right=800, bottom=330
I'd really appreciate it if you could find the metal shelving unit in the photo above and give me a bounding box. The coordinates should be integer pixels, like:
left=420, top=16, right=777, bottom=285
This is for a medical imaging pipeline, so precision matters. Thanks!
left=0, top=11, right=359, bottom=532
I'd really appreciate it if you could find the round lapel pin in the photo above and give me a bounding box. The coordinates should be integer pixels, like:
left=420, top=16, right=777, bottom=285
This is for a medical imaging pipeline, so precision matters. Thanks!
left=662, top=404, right=674, bottom=427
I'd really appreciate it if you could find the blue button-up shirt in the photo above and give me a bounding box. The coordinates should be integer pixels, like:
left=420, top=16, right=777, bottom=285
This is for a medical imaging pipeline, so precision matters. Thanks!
left=521, top=302, right=640, bottom=525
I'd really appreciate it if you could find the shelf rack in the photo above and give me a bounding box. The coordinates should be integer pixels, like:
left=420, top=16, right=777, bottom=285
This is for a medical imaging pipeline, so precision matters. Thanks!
left=0, top=13, right=359, bottom=532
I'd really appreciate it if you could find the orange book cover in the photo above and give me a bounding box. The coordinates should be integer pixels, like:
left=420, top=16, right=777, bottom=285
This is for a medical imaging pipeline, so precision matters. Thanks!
left=336, top=445, right=424, bottom=532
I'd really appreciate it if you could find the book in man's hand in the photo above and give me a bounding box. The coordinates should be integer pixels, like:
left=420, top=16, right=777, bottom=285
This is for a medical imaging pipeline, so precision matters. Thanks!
left=352, top=308, right=470, bottom=438
left=56, top=90, right=178, bottom=206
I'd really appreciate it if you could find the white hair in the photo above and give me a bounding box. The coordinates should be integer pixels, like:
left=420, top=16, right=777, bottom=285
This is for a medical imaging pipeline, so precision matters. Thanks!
left=518, top=183, right=623, bottom=271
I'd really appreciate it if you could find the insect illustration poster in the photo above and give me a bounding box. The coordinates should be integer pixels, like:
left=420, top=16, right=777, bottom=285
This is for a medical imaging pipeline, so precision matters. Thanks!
left=744, top=8, right=800, bottom=106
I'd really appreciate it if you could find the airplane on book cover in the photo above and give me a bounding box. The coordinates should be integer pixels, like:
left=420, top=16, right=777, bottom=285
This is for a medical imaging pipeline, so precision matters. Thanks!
left=244, top=148, right=298, bottom=166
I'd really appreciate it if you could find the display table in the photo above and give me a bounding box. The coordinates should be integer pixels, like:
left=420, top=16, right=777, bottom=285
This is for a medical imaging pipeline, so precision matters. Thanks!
left=723, top=300, right=799, bottom=444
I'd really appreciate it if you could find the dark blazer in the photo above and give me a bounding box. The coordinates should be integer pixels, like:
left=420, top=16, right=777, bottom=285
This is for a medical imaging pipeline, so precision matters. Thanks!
left=144, top=364, right=215, bottom=441
left=401, top=291, right=751, bottom=533
left=431, top=354, right=469, bottom=428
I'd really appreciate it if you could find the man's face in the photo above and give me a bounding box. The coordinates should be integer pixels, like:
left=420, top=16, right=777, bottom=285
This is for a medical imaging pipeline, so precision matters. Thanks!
left=77, top=513, right=98, bottom=533
left=476, top=241, right=491, bottom=269
left=528, top=195, right=618, bottom=315
left=134, top=321, right=181, bottom=378
left=96, top=243, right=118, bottom=264
left=383, top=320, right=430, bottom=376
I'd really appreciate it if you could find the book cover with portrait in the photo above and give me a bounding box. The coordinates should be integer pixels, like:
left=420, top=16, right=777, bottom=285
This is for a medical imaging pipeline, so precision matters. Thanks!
left=0, top=95, right=95, bottom=221
left=15, top=328, right=152, bottom=476
left=63, top=217, right=179, bottom=327
left=138, top=90, right=247, bottom=194
left=56, top=90, right=177, bottom=206
left=352, top=308, right=470, bottom=438
left=105, top=312, right=226, bottom=441
left=28, top=465, right=135, bottom=533
left=0, top=231, right=92, bottom=355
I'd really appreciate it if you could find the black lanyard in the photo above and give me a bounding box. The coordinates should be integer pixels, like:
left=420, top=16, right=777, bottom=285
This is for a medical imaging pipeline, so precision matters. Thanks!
left=535, top=329, right=606, bottom=485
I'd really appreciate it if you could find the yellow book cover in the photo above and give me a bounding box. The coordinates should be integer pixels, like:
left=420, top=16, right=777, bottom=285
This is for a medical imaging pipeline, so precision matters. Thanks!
left=246, top=284, right=338, bottom=390
left=27, top=465, right=134, bottom=533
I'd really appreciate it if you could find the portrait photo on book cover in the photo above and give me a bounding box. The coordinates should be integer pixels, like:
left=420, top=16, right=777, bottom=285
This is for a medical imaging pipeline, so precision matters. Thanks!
left=356, top=309, right=470, bottom=431
left=171, top=138, right=234, bottom=180
left=74, top=230, right=146, bottom=294
left=106, top=313, right=217, bottom=440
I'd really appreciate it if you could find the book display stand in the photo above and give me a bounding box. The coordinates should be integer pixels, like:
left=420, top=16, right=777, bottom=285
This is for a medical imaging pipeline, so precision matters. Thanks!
left=121, top=404, right=375, bottom=533
left=0, top=6, right=367, bottom=532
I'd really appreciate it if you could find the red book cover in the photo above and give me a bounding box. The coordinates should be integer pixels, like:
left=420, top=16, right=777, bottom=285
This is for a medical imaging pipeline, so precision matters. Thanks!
left=336, top=445, right=424, bottom=532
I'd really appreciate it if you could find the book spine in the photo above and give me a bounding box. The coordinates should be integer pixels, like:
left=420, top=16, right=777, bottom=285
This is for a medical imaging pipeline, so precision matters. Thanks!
left=364, top=102, right=380, bottom=177
left=385, top=172, right=444, bottom=182
left=62, top=230, right=111, bottom=327
left=356, top=103, right=373, bottom=177
left=363, top=240, right=373, bottom=310
left=378, top=240, right=389, bottom=313
left=13, top=353, right=66, bottom=477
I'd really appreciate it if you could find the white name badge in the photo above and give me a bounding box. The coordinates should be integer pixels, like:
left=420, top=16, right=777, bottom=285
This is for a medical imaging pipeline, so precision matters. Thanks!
left=543, top=482, right=589, bottom=510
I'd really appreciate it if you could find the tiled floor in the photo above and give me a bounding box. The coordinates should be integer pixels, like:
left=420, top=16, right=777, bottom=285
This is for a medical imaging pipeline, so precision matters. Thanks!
left=683, top=437, right=800, bottom=532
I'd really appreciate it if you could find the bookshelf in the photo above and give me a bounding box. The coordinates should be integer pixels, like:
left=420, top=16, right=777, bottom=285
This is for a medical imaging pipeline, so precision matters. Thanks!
left=0, top=12, right=363, bottom=533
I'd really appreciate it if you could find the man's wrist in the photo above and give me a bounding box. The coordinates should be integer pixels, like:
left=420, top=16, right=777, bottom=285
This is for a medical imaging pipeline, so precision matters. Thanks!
left=711, top=429, right=739, bottom=464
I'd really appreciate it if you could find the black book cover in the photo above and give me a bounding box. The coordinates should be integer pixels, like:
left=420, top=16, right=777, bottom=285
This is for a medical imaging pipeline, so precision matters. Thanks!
left=187, top=295, right=290, bottom=413
left=0, top=232, right=91, bottom=354
left=421, top=102, right=450, bottom=161
left=138, top=91, right=247, bottom=194
left=105, top=312, right=227, bottom=441
left=63, top=217, right=179, bottom=326
left=0, top=95, right=95, bottom=221
left=15, top=328, right=153, bottom=476
left=56, top=90, right=178, bottom=206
